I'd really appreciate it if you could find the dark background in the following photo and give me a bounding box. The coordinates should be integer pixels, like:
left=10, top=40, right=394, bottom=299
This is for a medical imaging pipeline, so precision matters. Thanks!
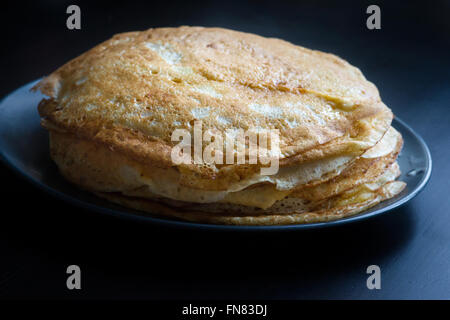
left=0, top=0, right=449, bottom=300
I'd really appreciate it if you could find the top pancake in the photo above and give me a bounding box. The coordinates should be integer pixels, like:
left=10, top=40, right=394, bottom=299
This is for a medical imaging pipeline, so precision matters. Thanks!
left=34, top=26, right=392, bottom=182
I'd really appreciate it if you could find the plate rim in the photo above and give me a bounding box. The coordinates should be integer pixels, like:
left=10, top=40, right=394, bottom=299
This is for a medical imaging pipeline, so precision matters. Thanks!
left=0, top=81, right=433, bottom=231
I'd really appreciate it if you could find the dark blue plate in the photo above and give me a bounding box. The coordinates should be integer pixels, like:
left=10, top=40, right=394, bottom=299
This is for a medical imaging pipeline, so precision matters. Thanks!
left=0, top=80, right=432, bottom=231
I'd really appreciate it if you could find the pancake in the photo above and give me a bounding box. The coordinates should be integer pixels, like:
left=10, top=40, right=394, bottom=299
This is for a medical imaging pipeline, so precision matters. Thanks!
left=95, top=164, right=405, bottom=225
left=47, top=124, right=401, bottom=209
left=35, top=26, right=392, bottom=184
left=290, top=126, right=402, bottom=201
left=34, top=26, right=405, bottom=225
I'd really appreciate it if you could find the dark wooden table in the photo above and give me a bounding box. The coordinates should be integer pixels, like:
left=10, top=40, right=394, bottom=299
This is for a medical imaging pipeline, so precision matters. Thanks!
left=1, top=0, right=449, bottom=299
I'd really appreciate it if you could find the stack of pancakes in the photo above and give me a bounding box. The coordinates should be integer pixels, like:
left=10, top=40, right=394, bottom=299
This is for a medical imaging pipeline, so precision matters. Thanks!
left=35, top=26, right=405, bottom=225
